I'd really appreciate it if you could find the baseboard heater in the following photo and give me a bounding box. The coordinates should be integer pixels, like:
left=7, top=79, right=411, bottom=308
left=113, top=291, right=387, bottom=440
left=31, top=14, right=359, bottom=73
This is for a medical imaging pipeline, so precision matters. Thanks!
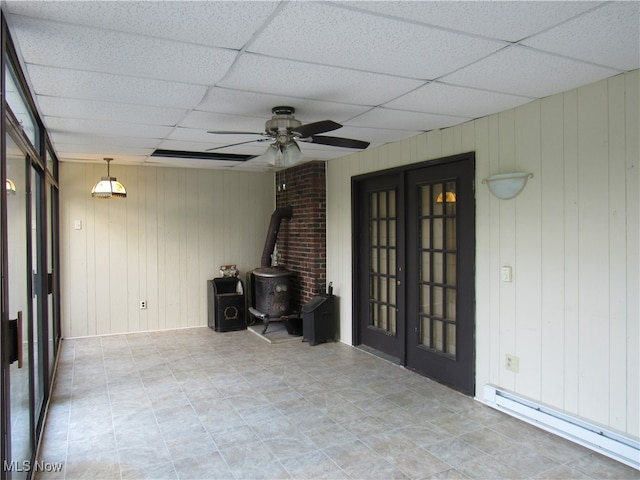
left=483, top=385, right=639, bottom=470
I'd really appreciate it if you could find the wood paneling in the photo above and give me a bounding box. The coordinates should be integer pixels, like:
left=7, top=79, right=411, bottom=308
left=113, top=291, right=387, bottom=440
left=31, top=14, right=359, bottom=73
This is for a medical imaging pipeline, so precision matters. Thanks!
left=624, top=70, right=639, bottom=437
left=326, top=71, right=639, bottom=437
left=60, top=164, right=274, bottom=337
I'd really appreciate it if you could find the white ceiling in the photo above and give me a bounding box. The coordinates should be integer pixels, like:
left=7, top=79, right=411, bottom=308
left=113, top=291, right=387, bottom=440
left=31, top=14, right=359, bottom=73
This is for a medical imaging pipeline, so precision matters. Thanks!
left=2, top=1, right=638, bottom=171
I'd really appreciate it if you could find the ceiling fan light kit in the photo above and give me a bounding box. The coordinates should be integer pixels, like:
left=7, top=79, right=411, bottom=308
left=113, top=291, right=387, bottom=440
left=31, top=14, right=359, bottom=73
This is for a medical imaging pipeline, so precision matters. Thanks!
left=263, top=141, right=304, bottom=168
left=209, top=106, right=370, bottom=168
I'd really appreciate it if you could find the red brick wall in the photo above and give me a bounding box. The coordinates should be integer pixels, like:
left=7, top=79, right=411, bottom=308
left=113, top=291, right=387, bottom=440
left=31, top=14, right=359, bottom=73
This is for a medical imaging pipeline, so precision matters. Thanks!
left=275, top=161, right=327, bottom=310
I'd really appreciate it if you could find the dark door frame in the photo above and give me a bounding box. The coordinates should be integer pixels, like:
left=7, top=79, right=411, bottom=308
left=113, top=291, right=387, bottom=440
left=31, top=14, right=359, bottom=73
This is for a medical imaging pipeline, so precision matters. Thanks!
left=352, top=152, right=476, bottom=393
left=352, top=171, right=406, bottom=362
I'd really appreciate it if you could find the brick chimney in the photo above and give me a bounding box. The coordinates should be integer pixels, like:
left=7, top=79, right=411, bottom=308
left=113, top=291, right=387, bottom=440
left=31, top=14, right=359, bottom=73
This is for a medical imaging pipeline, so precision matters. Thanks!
left=275, top=161, right=327, bottom=310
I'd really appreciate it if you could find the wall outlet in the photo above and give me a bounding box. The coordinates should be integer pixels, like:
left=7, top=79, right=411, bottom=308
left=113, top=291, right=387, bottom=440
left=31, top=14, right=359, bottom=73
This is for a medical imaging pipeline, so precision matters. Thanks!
left=139, top=300, right=147, bottom=310
left=506, top=354, right=520, bottom=373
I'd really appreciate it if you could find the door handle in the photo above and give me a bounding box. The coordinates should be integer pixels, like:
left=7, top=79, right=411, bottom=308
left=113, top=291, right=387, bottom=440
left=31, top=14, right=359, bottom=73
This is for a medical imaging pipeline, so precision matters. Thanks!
left=8, top=311, right=23, bottom=368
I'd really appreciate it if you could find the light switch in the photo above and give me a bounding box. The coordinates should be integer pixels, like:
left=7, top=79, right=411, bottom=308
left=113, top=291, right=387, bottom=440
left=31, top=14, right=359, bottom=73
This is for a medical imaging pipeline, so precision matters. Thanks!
left=501, top=266, right=512, bottom=282
left=74, top=220, right=82, bottom=230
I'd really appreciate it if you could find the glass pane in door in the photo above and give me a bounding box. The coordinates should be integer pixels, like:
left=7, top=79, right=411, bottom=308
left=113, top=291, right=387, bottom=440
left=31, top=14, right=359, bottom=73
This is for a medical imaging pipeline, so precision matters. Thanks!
left=32, top=165, right=45, bottom=417
left=47, top=183, right=57, bottom=374
left=6, top=135, right=32, bottom=479
left=368, top=189, right=397, bottom=335
left=418, top=182, right=457, bottom=358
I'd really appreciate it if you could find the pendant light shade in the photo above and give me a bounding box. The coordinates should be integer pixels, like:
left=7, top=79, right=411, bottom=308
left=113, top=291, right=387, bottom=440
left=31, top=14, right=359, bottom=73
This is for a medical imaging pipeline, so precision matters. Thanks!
left=282, top=142, right=304, bottom=166
left=92, top=158, right=127, bottom=198
left=262, top=140, right=304, bottom=168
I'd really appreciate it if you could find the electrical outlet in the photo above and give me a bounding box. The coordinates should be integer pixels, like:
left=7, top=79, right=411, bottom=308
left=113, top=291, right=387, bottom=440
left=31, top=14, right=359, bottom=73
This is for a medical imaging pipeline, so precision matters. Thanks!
left=505, top=354, right=519, bottom=373
left=140, top=300, right=147, bottom=310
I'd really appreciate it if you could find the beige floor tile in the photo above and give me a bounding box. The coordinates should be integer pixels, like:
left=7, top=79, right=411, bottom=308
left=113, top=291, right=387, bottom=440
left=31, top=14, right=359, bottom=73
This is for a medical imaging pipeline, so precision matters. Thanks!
left=35, top=327, right=636, bottom=480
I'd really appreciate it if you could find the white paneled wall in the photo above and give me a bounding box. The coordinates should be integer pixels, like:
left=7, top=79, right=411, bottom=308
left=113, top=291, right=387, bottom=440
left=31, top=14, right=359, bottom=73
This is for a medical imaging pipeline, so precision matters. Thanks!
left=60, top=163, right=274, bottom=337
left=326, top=70, right=639, bottom=437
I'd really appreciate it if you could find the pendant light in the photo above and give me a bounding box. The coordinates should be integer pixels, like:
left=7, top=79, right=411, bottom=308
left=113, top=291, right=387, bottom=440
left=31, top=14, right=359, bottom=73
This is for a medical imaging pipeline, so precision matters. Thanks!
left=91, top=158, right=127, bottom=198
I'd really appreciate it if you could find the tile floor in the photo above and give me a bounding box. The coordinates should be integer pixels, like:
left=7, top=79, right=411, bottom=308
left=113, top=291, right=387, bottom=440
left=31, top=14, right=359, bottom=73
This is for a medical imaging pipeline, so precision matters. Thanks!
left=36, top=327, right=638, bottom=480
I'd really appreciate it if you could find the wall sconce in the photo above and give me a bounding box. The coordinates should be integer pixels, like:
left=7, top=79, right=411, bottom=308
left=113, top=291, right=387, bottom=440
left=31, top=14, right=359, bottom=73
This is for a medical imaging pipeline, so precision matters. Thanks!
left=91, top=158, right=127, bottom=199
left=482, top=172, right=533, bottom=200
left=6, top=178, right=16, bottom=195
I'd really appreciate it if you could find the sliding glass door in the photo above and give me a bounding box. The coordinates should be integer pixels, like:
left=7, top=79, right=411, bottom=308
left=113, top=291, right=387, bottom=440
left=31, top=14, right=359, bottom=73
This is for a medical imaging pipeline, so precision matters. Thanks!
left=5, top=136, right=32, bottom=480
left=1, top=17, right=61, bottom=479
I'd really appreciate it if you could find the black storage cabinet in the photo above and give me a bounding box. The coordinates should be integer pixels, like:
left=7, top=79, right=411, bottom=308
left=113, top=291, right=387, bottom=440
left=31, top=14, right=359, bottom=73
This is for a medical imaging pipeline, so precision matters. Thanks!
left=302, top=294, right=335, bottom=345
left=208, top=278, right=246, bottom=332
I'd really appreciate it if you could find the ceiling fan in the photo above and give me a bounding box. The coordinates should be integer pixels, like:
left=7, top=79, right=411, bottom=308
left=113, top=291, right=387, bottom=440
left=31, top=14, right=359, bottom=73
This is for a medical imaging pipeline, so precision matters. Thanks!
left=207, top=106, right=370, bottom=167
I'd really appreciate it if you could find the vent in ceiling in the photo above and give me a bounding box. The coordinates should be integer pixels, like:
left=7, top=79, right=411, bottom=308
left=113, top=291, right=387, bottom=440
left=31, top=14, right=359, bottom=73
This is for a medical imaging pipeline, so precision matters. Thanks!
left=151, top=149, right=257, bottom=162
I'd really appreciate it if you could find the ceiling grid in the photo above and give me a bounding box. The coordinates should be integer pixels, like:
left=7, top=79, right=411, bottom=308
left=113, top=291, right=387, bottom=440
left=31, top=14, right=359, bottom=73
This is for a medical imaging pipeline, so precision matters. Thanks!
left=2, top=0, right=637, bottom=170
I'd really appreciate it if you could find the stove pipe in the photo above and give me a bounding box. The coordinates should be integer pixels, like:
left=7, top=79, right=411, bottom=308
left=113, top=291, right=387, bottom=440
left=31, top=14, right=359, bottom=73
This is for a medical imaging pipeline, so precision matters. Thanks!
left=261, top=206, right=293, bottom=268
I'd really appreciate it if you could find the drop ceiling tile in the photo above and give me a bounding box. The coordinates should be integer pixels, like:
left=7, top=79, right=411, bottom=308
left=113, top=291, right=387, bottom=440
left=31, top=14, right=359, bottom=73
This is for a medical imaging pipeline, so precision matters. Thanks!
left=60, top=153, right=146, bottom=165
left=36, top=97, right=188, bottom=126
left=3, top=0, right=632, bottom=170
left=335, top=125, right=423, bottom=145
left=198, top=88, right=372, bottom=124
left=54, top=143, right=151, bottom=156
left=164, top=127, right=226, bottom=145
left=347, top=108, right=470, bottom=132
left=219, top=54, right=425, bottom=105
left=342, top=1, right=601, bottom=42
left=43, top=116, right=173, bottom=139
left=49, top=132, right=160, bottom=149
left=249, top=2, right=505, bottom=79
left=441, top=45, right=620, bottom=98
left=5, top=1, right=279, bottom=49
left=10, top=17, right=237, bottom=85
left=385, top=83, right=534, bottom=118
left=178, top=111, right=267, bottom=132
left=25, top=65, right=207, bottom=108
left=521, top=2, right=640, bottom=71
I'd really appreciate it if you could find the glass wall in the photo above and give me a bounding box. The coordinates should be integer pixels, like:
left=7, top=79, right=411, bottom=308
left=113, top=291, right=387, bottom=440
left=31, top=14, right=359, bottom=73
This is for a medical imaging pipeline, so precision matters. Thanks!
left=1, top=14, right=60, bottom=480
left=5, top=135, right=31, bottom=480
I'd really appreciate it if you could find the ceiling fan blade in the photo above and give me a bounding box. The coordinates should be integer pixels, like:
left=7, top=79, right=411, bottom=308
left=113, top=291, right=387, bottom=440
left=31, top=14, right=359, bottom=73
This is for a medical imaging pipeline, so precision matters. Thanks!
left=305, top=135, right=370, bottom=149
left=206, top=138, right=271, bottom=151
left=208, top=130, right=266, bottom=135
left=292, top=120, right=342, bottom=138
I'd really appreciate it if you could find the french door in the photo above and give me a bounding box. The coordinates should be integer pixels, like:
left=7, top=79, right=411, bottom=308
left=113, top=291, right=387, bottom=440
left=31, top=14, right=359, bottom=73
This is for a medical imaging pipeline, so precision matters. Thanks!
left=354, top=173, right=405, bottom=360
left=353, top=154, right=475, bottom=395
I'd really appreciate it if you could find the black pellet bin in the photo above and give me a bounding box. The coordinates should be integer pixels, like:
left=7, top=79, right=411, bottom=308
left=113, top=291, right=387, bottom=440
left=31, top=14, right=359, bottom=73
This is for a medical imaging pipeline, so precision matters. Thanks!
left=302, top=294, right=335, bottom=345
left=208, top=278, right=246, bottom=332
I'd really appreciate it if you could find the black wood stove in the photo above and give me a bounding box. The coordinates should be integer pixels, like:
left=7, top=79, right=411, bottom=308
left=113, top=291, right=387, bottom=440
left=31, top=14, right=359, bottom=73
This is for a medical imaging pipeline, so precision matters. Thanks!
left=249, top=206, right=296, bottom=334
